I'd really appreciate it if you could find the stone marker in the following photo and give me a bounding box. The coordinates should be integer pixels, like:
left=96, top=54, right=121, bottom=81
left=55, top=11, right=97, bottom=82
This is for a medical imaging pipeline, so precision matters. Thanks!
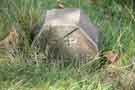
left=32, top=8, right=99, bottom=58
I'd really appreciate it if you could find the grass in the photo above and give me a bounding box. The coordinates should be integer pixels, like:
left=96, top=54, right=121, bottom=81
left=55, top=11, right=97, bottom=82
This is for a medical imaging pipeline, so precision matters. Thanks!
left=0, top=0, right=135, bottom=90
left=0, top=63, right=114, bottom=90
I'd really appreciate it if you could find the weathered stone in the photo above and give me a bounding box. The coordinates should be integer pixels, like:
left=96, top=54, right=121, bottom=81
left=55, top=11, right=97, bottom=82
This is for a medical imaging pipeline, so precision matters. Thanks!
left=33, top=8, right=99, bottom=58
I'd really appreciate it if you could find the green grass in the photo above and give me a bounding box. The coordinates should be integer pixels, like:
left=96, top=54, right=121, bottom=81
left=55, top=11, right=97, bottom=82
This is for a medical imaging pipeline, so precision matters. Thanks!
left=0, top=0, right=135, bottom=90
left=0, top=63, right=113, bottom=90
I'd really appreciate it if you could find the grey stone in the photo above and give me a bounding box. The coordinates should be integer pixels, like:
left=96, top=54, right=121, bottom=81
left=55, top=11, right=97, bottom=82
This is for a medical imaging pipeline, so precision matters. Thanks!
left=32, top=8, right=99, bottom=58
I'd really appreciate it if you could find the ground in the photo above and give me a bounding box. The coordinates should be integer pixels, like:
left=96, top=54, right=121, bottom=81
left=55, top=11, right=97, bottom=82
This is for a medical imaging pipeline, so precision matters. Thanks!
left=0, top=0, right=135, bottom=90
